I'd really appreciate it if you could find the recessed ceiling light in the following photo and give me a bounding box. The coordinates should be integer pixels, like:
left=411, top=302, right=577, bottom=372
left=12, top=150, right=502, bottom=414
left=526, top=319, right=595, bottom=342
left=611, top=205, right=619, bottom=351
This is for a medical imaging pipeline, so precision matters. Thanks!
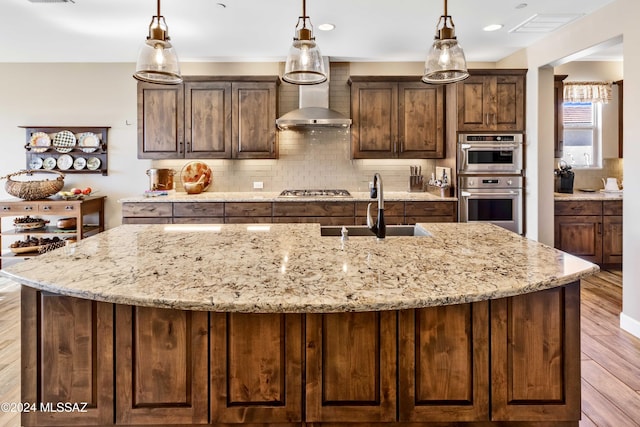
left=318, top=23, right=335, bottom=31
left=483, top=24, right=503, bottom=32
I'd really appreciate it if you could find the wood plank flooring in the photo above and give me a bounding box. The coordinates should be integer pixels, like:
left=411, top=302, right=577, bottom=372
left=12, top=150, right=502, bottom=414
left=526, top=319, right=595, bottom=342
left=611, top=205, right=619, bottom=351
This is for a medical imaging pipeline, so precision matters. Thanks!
left=0, top=270, right=638, bottom=426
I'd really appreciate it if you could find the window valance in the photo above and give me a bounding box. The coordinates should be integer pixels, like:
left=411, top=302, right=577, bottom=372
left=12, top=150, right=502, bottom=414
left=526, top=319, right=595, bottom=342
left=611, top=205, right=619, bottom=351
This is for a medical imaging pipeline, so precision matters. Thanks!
left=563, top=81, right=612, bottom=104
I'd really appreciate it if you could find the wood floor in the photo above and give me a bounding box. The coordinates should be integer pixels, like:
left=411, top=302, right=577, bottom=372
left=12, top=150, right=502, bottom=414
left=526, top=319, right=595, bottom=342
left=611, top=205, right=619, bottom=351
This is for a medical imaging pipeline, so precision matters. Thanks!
left=0, top=270, right=638, bottom=426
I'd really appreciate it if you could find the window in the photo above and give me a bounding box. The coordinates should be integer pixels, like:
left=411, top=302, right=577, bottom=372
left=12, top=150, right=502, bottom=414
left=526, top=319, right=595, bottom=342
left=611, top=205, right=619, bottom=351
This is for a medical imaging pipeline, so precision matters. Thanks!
left=562, top=101, right=602, bottom=168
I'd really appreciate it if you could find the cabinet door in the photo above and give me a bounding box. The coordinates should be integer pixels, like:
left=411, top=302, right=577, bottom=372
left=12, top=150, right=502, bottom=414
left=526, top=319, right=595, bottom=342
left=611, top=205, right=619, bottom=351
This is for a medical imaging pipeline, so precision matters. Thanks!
left=210, top=313, right=303, bottom=423
left=115, top=305, right=208, bottom=425
left=493, top=74, right=525, bottom=131
left=603, top=215, right=623, bottom=264
left=457, top=74, right=525, bottom=132
left=185, top=82, right=232, bottom=158
left=306, top=311, right=396, bottom=422
left=137, top=82, right=184, bottom=159
left=232, top=82, right=278, bottom=159
left=398, top=83, right=445, bottom=158
left=491, top=283, right=581, bottom=421
left=405, top=201, right=457, bottom=223
left=398, top=303, right=489, bottom=422
left=457, top=75, right=493, bottom=131
left=350, top=82, right=398, bottom=158
left=554, top=215, right=602, bottom=263
left=21, top=288, right=114, bottom=426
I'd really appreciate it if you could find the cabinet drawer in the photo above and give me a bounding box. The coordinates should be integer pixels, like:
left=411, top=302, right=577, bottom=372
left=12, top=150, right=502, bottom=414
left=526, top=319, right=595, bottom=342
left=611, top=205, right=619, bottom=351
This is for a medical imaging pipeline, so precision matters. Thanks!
left=603, top=200, right=622, bottom=216
left=0, top=202, right=40, bottom=214
left=555, top=201, right=602, bottom=216
left=38, top=202, right=80, bottom=214
left=272, top=216, right=355, bottom=226
left=273, top=202, right=355, bottom=217
left=355, top=201, right=404, bottom=217
left=225, top=202, right=272, bottom=217
left=121, top=202, right=173, bottom=218
left=174, top=202, right=224, bottom=217
left=405, top=201, right=456, bottom=217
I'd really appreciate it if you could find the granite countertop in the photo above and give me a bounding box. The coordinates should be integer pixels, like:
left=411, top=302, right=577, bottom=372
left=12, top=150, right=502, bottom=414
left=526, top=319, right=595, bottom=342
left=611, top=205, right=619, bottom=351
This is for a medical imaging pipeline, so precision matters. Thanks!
left=1, top=223, right=598, bottom=313
left=554, top=191, right=623, bottom=201
left=119, top=191, right=457, bottom=203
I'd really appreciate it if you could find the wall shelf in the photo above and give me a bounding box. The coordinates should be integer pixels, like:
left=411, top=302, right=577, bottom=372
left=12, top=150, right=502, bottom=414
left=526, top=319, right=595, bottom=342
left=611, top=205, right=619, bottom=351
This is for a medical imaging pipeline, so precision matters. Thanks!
left=22, top=126, right=110, bottom=176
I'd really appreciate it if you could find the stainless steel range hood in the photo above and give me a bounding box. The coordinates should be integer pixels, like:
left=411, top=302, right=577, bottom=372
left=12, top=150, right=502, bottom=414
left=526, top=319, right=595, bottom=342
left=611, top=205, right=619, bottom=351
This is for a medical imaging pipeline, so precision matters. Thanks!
left=276, top=58, right=352, bottom=129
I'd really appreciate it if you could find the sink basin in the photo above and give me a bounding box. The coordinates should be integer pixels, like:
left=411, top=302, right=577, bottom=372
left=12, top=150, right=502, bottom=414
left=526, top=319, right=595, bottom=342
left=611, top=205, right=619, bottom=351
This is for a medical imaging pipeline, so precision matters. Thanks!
left=320, top=225, right=432, bottom=237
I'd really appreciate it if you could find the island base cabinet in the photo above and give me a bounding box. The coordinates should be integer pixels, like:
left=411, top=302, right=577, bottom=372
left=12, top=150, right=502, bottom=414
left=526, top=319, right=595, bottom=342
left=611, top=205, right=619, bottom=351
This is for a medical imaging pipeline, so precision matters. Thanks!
left=491, top=282, right=581, bottom=422
left=114, top=306, right=209, bottom=425
left=398, top=302, right=490, bottom=422
left=210, top=313, right=303, bottom=424
left=306, top=312, right=397, bottom=423
left=21, top=287, right=114, bottom=426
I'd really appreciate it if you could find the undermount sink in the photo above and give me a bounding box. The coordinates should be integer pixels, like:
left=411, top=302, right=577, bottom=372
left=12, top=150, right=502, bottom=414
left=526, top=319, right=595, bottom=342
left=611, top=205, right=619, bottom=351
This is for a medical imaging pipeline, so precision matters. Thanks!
left=320, top=224, right=432, bottom=237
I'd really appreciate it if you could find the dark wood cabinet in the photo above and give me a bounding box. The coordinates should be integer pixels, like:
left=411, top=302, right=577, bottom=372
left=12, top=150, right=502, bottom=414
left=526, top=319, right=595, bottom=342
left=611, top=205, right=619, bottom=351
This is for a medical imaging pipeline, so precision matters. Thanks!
left=398, top=302, right=489, bottom=422
left=554, top=75, right=568, bottom=158
left=306, top=311, right=397, bottom=423
left=210, top=313, right=303, bottom=423
left=138, top=77, right=279, bottom=160
left=491, top=283, right=581, bottom=421
left=22, top=282, right=581, bottom=426
left=21, top=287, right=114, bottom=426
left=115, top=305, right=209, bottom=425
left=349, top=77, right=445, bottom=159
left=554, top=199, right=622, bottom=265
left=457, top=70, right=526, bottom=132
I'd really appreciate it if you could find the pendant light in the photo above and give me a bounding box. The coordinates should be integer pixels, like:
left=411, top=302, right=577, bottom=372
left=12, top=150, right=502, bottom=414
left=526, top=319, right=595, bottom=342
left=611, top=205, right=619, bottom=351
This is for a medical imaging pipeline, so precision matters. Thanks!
left=422, top=0, right=469, bottom=84
left=133, top=0, right=182, bottom=85
left=283, top=0, right=327, bottom=85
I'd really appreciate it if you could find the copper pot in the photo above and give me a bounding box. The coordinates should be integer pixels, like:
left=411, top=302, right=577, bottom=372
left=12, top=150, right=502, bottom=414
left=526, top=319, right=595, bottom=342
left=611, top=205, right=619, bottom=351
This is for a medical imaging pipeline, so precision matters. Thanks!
left=146, top=168, right=175, bottom=191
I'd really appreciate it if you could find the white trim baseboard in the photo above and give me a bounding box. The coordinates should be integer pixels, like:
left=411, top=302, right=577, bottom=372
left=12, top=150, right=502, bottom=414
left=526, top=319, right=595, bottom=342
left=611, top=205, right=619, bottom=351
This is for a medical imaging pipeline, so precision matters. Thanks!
left=620, top=312, right=640, bottom=339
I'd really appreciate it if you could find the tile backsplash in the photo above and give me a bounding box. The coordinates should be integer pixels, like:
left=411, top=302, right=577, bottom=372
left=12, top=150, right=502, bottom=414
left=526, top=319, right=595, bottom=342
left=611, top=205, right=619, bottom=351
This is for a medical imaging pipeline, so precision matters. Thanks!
left=571, top=158, right=624, bottom=190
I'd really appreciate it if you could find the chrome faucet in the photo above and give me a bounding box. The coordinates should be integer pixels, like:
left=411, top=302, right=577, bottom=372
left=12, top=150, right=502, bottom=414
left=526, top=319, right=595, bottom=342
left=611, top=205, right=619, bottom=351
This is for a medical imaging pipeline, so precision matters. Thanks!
left=367, top=173, right=386, bottom=239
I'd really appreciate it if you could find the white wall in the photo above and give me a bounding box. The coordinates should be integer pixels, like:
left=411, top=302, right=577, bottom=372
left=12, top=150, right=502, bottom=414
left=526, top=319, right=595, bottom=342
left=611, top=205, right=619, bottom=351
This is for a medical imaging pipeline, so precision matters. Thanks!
left=506, top=0, right=640, bottom=338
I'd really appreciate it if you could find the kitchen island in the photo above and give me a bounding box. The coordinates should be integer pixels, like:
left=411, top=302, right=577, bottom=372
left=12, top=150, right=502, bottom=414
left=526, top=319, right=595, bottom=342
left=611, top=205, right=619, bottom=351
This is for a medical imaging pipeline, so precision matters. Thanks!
left=1, top=222, right=598, bottom=427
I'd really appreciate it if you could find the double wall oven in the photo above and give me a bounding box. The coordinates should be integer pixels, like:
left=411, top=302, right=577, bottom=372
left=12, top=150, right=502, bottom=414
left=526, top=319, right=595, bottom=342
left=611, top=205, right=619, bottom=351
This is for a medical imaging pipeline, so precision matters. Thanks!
left=457, top=134, right=525, bottom=234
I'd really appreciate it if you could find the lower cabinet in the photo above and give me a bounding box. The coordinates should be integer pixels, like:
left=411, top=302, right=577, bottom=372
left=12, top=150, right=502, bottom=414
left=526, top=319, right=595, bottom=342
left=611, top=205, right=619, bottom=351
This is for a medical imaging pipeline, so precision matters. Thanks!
left=21, top=283, right=581, bottom=426
left=554, top=199, right=623, bottom=265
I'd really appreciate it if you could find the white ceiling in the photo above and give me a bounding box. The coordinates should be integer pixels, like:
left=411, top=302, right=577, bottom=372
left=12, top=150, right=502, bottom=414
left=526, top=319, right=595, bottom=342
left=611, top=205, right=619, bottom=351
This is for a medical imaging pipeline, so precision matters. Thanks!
left=0, top=0, right=621, bottom=64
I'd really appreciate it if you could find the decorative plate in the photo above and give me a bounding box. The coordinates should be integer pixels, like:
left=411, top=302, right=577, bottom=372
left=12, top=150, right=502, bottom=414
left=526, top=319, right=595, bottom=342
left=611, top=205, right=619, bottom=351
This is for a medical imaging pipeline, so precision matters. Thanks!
left=73, top=157, right=87, bottom=170
left=86, top=157, right=101, bottom=170
left=43, top=157, right=57, bottom=170
left=13, top=219, right=49, bottom=231
left=57, top=154, right=73, bottom=170
left=53, top=130, right=76, bottom=153
left=29, top=156, right=43, bottom=169
left=180, top=161, right=212, bottom=191
left=77, top=132, right=100, bottom=153
left=29, top=132, right=51, bottom=153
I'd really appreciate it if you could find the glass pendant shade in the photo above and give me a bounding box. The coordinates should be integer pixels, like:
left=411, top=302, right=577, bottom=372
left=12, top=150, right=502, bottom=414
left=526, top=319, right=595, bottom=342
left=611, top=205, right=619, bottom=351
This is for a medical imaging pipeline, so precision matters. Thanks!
left=422, top=37, right=469, bottom=84
left=422, top=0, right=469, bottom=85
left=282, top=1, right=327, bottom=85
left=133, top=5, right=182, bottom=85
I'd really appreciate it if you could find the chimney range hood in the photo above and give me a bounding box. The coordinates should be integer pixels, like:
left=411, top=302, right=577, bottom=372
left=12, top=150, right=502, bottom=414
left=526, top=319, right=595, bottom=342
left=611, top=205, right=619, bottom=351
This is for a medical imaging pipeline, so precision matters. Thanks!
left=276, top=58, right=352, bottom=129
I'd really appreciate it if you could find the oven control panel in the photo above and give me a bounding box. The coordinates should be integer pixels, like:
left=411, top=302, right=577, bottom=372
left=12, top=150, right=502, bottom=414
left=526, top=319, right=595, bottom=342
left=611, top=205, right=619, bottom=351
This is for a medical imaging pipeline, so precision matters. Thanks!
left=460, top=176, right=523, bottom=189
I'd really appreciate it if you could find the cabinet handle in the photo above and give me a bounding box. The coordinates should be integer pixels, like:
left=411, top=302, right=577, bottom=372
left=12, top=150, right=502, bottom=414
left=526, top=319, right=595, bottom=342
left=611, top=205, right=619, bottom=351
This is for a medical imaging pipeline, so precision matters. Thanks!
left=393, top=141, right=397, bottom=153
left=2, top=206, right=10, bottom=211
left=65, top=206, right=74, bottom=211
left=42, top=206, right=51, bottom=211
left=25, top=206, right=33, bottom=211
left=179, top=140, right=184, bottom=154
left=598, top=222, right=602, bottom=234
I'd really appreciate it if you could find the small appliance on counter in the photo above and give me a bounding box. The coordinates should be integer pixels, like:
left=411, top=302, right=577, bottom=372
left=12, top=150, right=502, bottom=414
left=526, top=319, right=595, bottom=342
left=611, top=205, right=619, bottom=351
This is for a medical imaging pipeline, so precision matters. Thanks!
left=146, top=168, right=175, bottom=191
left=554, top=161, right=574, bottom=193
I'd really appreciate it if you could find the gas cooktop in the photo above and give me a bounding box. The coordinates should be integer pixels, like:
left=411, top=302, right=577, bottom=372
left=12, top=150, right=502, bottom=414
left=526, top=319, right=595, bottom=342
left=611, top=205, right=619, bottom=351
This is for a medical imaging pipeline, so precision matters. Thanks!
left=278, top=189, right=352, bottom=197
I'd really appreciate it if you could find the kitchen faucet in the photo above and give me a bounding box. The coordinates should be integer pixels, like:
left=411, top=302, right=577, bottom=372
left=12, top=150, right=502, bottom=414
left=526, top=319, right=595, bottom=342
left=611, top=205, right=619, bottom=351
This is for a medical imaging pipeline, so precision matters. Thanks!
left=367, top=173, right=386, bottom=239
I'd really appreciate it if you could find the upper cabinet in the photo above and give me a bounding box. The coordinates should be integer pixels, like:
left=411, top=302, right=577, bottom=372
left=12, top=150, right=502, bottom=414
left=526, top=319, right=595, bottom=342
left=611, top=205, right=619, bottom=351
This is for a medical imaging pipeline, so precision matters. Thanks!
left=349, top=77, right=445, bottom=159
left=138, top=77, right=279, bottom=160
left=456, top=70, right=526, bottom=132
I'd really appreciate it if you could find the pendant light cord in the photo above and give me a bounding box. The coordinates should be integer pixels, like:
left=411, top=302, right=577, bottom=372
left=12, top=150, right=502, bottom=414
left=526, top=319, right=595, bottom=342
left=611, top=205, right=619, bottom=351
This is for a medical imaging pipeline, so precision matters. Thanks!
left=156, top=0, right=161, bottom=18
left=302, top=0, right=307, bottom=18
left=443, top=0, right=448, bottom=16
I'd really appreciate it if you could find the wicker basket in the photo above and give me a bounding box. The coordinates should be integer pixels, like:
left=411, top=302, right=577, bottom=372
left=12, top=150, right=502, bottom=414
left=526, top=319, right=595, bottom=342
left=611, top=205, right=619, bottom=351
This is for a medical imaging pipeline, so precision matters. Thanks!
left=3, top=170, right=65, bottom=200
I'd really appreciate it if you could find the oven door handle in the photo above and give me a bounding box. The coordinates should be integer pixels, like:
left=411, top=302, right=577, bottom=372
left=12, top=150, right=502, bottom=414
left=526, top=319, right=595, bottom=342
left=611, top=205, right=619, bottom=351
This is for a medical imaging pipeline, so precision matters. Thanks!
left=460, top=143, right=521, bottom=150
left=460, top=191, right=519, bottom=197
